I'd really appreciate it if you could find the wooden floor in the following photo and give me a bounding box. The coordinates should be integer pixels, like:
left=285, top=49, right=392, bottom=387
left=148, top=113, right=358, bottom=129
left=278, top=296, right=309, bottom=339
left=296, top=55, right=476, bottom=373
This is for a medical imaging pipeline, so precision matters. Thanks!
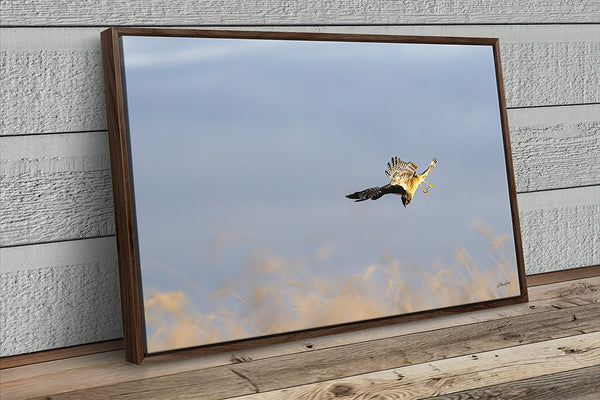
left=1, top=276, right=598, bottom=400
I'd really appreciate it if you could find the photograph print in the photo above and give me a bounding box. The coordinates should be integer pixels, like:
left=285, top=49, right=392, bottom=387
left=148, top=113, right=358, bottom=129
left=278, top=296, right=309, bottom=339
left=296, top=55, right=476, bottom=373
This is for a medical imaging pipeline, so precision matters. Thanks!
left=107, top=30, right=526, bottom=358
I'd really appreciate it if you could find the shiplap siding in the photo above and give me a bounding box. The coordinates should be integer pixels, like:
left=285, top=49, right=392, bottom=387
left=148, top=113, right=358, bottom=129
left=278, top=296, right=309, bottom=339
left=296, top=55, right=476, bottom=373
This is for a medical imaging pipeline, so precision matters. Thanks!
left=0, top=1, right=598, bottom=357
left=2, top=25, right=599, bottom=135
left=2, top=0, right=599, bottom=25
left=0, top=133, right=113, bottom=246
left=518, top=186, right=599, bottom=275
left=0, top=238, right=121, bottom=355
left=2, top=107, right=598, bottom=246
left=509, top=105, right=600, bottom=193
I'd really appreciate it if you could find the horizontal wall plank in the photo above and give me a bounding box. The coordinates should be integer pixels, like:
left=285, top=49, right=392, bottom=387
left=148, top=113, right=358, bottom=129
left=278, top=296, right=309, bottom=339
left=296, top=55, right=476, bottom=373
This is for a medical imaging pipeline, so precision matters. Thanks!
left=0, top=237, right=121, bottom=357
left=0, top=132, right=113, bottom=247
left=2, top=0, right=599, bottom=26
left=518, top=186, right=600, bottom=211
left=509, top=104, right=600, bottom=193
left=2, top=131, right=598, bottom=273
left=10, top=102, right=595, bottom=198
left=519, top=186, right=599, bottom=274
left=231, top=334, right=600, bottom=400
left=1, top=25, right=598, bottom=135
left=0, top=166, right=113, bottom=246
left=0, top=235, right=118, bottom=273
left=23, top=304, right=600, bottom=399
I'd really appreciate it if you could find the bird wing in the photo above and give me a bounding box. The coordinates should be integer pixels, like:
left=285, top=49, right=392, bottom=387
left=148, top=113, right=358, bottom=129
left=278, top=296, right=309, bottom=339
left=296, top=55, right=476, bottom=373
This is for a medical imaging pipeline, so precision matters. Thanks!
left=385, top=157, right=418, bottom=187
left=346, top=183, right=405, bottom=202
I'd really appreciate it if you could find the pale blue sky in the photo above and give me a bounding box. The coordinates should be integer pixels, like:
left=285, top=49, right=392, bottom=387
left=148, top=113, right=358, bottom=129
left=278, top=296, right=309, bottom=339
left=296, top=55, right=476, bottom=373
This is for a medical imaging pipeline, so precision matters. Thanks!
left=120, top=35, right=518, bottom=350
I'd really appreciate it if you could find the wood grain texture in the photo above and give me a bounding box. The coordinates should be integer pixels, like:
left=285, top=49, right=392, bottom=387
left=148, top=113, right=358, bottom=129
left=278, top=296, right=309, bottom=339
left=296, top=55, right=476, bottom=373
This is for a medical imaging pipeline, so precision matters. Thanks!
left=2, top=0, right=599, bottom=25
left=2, top=1, right=599, bottom=362
left=420, top=365, right=600, bottom=400
left=0, top=261, right=122, bottom=357
left=230, top=334, right=600, bottom=400
left=500, top=39, right=600, bottom=108
left=495, top=36, right=528, bottom=302
left=0, top=236, right=118, bottom=274
left=527, top=265, right=600, bottom=287
left=1, top=25, right=598, bottom=135
left=0, top=167, right=113, bottom=247
left=518, top=186, right=599, bottom=211
left=520, top=199, right=599, bottom=274
left=0, top=47, right=106, bottom=135
left=2, top=276, right=596, bottom=397
left=100, top=27, right=145, bottom=365
left=0, top=133, right=114, bottom=247
left=0, top=339, right=123, bottom=370
left=509, top=104, right=600, bottom=193
left=14, top=303, right=599, bottom=399
left=0, top=237, right=121, bottom=358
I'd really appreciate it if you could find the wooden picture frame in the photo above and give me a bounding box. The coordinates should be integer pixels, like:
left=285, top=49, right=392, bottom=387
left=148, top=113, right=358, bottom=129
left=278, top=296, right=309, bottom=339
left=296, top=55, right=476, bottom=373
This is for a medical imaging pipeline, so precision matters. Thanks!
left=101, top=28, right=528, bottom=364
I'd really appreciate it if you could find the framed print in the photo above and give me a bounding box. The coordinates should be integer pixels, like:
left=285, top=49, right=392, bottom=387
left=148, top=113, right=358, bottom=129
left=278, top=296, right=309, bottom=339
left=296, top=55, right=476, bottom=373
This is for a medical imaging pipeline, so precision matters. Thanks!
left=101, top=28, right=527, bottom=364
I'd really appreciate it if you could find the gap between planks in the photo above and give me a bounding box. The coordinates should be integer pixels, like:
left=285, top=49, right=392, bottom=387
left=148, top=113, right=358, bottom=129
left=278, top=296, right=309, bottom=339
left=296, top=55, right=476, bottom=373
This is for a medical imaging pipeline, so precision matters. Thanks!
left=1, top=276, right=597, bottom=396
left=226, top=332, right=600, bottom=400
left=24, top=304, right=600, bottom=399
left=1, top=102, right=597, bottom=138
left=2, top=281, right=597, bottom=400
left=420, top=365, right=600, bottom=400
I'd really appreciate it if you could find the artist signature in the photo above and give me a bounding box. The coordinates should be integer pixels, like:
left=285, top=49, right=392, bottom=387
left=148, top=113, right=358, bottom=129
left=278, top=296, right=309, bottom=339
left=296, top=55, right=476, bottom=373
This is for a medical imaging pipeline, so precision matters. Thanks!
left=496, top=280, right=511, bottom=288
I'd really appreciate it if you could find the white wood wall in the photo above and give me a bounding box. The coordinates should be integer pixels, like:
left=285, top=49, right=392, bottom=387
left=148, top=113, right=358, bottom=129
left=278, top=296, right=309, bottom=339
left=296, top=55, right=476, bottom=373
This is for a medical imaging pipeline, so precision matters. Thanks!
left=1, top=1, right=598, bottom=357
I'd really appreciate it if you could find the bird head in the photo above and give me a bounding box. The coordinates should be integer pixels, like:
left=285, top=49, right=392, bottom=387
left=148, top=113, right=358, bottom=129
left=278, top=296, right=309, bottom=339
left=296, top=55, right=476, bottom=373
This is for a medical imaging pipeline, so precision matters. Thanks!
left=401, top=194, right=411, bottom=207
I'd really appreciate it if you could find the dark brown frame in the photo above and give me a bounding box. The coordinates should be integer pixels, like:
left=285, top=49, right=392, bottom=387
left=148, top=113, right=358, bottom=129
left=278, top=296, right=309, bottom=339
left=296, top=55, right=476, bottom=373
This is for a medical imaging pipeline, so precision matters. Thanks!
left=101, top=27, right=529, bottom=364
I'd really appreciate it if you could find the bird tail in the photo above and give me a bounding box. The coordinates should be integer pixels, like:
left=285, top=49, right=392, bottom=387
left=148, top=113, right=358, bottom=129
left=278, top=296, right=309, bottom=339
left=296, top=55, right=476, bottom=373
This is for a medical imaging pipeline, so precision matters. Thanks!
left=346, top=187, right=384, bottom=202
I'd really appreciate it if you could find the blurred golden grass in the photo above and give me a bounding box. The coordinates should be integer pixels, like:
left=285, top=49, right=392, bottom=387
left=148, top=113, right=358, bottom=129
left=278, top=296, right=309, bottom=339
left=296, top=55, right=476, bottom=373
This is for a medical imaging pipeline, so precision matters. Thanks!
left=144, top=221, right=518, bottom=353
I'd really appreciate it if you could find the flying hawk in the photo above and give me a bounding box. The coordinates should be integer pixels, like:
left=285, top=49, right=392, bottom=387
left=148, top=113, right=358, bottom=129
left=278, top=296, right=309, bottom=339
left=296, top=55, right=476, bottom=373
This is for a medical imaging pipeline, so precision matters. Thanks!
left=346, top=157, right=437, bottom=207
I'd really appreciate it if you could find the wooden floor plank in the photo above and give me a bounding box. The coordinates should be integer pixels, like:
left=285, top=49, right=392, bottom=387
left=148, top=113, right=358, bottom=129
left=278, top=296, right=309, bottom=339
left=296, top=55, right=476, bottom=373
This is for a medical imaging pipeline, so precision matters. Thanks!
left=421, top=365, right=600, bottom=400
left=27, top=303, right=599, bottom=400
left=229, top=333, right=600, bottom=400
left=4, top=276, right=597, bottom=376
left=527, top=265, right=600, bottom=287
left=1, top=278, right=597, bottom=400
left=0, top=339, right=123, bottom=370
